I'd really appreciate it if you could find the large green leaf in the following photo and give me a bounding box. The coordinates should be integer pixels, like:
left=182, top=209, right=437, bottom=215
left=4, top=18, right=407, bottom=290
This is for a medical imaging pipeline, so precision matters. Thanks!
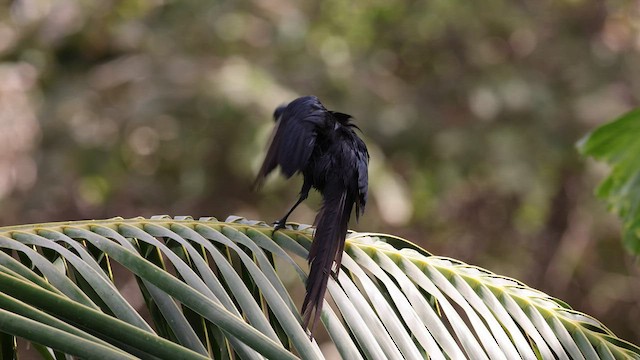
left=578, top=108, right=640, bottom=253
left=0, top=216, right=636, bottom=359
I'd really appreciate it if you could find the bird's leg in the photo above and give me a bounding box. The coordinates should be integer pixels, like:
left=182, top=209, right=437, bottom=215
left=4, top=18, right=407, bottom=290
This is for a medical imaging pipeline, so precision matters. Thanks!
left=274, top=180, right=312, bottom=231
left=273, top=195, right=306, bottom=231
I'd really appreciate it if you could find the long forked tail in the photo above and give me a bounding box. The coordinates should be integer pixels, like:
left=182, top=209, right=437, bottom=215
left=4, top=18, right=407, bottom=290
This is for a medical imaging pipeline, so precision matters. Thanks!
left=301, top=187, right=354, bottom=337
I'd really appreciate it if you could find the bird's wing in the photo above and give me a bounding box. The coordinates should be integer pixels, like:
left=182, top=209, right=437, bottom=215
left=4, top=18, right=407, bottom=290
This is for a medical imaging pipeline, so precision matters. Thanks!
left=255, top=96, right=328, bottom=185
left=356, top=149, right=369, bottom=218
left=254, top=119, right=283, bottom=188
left=352, top=134, right=369, bottom=219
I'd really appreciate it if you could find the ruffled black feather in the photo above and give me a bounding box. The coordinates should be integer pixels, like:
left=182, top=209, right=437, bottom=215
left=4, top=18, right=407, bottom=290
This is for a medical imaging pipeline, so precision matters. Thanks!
left=255, top=96, right=369, bottom=338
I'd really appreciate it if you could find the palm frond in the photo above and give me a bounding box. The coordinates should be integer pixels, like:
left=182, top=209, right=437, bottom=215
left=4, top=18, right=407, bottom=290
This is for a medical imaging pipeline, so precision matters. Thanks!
left=0, top=216, right=635, bottom=359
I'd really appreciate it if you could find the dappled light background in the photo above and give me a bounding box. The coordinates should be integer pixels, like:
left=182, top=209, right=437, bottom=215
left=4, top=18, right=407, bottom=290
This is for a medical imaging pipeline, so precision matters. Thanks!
left=1, top=0, right=639, bottom=345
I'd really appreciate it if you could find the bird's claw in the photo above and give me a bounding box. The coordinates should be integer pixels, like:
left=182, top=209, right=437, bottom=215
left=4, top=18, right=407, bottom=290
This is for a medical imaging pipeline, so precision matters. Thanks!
left=273, top=220, right=286, bottom=232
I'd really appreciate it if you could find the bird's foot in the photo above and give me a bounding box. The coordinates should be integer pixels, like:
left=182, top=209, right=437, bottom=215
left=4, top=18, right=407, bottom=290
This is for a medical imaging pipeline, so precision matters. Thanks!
left=273, top=219, right=287, bottom=232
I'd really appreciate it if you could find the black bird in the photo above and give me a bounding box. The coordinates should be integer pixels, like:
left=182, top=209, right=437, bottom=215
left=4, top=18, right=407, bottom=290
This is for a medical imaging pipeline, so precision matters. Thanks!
left=254, top=96, right=369, bottom=336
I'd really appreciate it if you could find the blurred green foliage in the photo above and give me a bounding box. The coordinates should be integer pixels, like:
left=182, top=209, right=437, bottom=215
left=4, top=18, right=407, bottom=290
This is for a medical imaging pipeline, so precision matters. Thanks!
left=0, top=0, right=639, bottom=343
left=579, top=109, right=640, bottom=254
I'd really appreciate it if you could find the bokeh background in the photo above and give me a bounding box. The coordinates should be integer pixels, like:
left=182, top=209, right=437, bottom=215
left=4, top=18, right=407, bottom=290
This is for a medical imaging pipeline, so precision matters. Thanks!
left=1, top=0, right=639, bottom=344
